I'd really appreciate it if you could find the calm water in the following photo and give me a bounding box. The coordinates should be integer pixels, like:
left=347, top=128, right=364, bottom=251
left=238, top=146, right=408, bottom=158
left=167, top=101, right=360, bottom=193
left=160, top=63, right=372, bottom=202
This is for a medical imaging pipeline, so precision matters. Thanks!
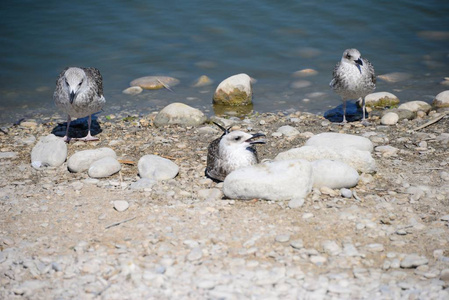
left=1, top=0, right=448, bottom=124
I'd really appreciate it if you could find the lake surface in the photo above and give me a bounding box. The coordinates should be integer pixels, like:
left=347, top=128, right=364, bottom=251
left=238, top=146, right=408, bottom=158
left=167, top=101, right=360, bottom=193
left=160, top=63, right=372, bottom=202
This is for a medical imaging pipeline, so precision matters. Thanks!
left=1, top=0, right=448, bottom=124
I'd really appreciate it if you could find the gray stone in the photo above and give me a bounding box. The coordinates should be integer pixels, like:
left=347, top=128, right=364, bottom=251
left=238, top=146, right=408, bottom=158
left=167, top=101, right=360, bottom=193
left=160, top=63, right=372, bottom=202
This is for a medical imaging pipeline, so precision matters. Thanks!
left=67, top=147, right=116, bottom=173
left=381, top=112, right=399, bottom=125
left=31, top=134, right=67, bottom=168
left=276, top=146, right=376, bottom=174
left=288, top=197, right=305, bottom=209
left=88, top=157, right=121, bottom=178
left=362, top=91, right=400, bottom=108
left=197, top=188, right=223, bottom=201
left=275, top=234, right=290, bottom=243
left=366, top=243, right=384, bottom=252
left=381, top=108, right=415, bottom=120
left=0, top=152, right=17, bottom=159
left=122, top=86, right=143, bottom=95
left=400, top=254, right=429, bottom=268
left=290, top=239, right=304, bottom=249
left=311, top=159, right=359, bottom=189
left=138, top=155, right=179, bottom=180
left=187, top=247, right=203, bottom=261
left=433, top=90, right=449, bottom=108
left=153, top=103, right=207, bottom=127
left=113, top=200, right=129, bottom=212
left=223, top=159, right=313, bottom=201
left=130, top=178, right=157, bottom=190
left=213, top=73, right=252, bottom=106
left=340, top=188, right=353, bottom=198
left=398, top=101, right=432, bottom=113
left=322, top=240, right=342, bottom=256
left=375, top=145, right=399, bottom=156
left=276, top=125, right=300, bottom=137
left=305, top=132, right=374, bottom=152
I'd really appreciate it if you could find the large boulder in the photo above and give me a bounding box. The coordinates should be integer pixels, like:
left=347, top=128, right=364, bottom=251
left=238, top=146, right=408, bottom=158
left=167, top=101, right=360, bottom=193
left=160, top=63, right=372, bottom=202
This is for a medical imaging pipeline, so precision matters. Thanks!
left=213, top=73, right=252, bottom=106
left=305, top=132, right=373, bottom=152
left=31, top=134, right=67, bottom=168
left=138, top=155, right=179, bottom=180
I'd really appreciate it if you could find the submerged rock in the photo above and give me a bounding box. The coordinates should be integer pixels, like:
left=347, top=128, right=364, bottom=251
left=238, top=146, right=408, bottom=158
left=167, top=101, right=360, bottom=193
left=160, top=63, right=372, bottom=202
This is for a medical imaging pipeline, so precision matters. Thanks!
left=213, top=73, right=252, bottom=106
left=130, top=76, right=179, bottom=90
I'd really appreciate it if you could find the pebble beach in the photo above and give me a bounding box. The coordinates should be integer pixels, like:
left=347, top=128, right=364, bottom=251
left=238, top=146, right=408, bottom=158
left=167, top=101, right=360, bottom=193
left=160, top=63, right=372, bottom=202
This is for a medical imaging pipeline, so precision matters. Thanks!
left=1, top=92, right=449, bottom=299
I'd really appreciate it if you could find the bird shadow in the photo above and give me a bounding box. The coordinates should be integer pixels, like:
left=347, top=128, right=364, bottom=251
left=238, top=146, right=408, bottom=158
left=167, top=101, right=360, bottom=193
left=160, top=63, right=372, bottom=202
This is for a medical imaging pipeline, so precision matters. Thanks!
left=324, top=101, right=367, bottom=123
left=51, top=114, right=102, bottom=139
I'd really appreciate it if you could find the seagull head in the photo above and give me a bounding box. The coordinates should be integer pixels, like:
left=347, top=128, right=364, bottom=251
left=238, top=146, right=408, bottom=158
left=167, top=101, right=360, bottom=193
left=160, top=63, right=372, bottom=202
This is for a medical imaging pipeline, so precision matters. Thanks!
left=64, top=67, right=87, bottom=104
left=219, top=131, right=266, bottom=153
left=342, top=48, right=363, bottom=73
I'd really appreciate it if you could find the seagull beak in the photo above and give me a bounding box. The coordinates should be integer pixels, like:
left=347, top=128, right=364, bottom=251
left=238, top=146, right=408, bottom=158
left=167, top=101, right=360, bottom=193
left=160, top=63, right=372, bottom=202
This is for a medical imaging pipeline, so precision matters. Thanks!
left=245, top=133, right=266, bottom=144
left=355, top=58, right=363, bottom=74
left=69, top=91, right=76, bottom=104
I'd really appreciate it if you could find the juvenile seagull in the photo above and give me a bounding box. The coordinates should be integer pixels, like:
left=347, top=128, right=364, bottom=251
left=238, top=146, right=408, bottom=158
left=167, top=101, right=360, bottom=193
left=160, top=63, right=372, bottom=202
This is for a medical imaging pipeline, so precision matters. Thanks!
left=54, top=67, right=106, bottom=142
left=330, top=48, right=376, bottom=125
left=206, top=123, right=266, bottom=182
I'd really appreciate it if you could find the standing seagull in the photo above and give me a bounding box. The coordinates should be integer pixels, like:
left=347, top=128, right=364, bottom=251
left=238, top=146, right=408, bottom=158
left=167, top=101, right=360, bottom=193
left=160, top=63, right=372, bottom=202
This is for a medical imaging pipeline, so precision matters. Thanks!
left=206, top=123, right=266, bottom=182
left=54, top=67, right=106, bottom=142
left=330, top=48, right=376, bottom=125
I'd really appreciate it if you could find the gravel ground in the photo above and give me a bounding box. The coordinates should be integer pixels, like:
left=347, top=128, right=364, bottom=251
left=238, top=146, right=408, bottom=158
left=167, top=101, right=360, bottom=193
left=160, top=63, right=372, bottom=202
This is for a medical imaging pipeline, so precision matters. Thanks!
left=1, top=108, right=449, bottom=299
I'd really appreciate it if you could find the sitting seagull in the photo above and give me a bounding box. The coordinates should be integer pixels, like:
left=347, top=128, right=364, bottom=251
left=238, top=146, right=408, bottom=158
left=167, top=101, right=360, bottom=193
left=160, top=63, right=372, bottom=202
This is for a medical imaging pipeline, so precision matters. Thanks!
left=330, top=48, right=376, bottom=125
left=206, top=123, right=266, bottom=182
left=54, top=67, right=106, bottom=142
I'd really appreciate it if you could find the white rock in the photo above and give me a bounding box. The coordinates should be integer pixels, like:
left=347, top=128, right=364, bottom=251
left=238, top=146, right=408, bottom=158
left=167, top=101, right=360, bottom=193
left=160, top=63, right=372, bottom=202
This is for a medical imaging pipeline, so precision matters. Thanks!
left=322, top=240, right=342, bottom=256
left=88, top=157, right=121, bottom=178
left=311, top=159, right=359, bottom=189
left=223, top=159, right=313, bottom=201
left=31, top=134, right=67, bottom=168
left=305, top=132, right=373, bottom=152
left=130, top=178, right=157, bottom=190
left=122, top=86, right=143, bottom=95
left=398, top=101, right=432, bottom=113
left=433, top=90, right=449, bottom=108
left=400, top=254, right=429, bottom=268
left=213, top=73, right=252, bottom=105
left=340, top=188, right=353, bottom=198
left=0, top=152, right=17, bottom=159
left=288, top=197, right=305, bottom=209
left=362, top=92, right=400, bottom=107
left=381, top=112, right=399, bottom=125
left=153, top=102, right=207, bottom=127
left=198, top=188, right=223, bottom=201
left=275, top=146, right=376, bottom=174
left=276, top=125, right=300, bottom=137
left=138, top=155, right=179, bottom=180
left=67, top=148, right=116, bottom=173
left=366, top=243, right=384, bottom=252
left=113, top=200, right=129, bottom=212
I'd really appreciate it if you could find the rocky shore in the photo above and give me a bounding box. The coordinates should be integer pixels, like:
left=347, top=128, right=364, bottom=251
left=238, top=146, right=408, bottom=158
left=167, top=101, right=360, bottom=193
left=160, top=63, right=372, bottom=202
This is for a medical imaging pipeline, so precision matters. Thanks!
left=1, top=101, right=449, bottom=299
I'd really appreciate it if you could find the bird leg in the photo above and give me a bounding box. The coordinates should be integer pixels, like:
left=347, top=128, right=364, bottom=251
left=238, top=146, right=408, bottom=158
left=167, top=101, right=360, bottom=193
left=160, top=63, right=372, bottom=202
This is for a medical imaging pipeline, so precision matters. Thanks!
left=361, top=97, right=370, bottom=126
left=62, top=115, right=72, bottom=143
left=340, top=100, right=348, bottom=125
left=77, top=115, right=99, bottom=142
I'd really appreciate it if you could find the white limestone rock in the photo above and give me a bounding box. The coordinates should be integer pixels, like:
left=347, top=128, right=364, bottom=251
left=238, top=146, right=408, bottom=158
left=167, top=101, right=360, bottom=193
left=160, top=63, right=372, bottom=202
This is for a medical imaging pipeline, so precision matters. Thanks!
left=31, top=134, right=67, bottom=168
left=398, top=101, right=432, bottom=113
left=213, top=73, right=252, bottom=106
left=67, top=148, right=117, bottom=173
left=311, top=159, right=359, bottom=189
left=305, top=132, right=373, bottom=152
left=138, top=155, right=179, bottom=181
left=361, top=92, right=400, bottom=108
left=276, top=125, right=300, bottom=137
left=433, top=90, right=449, bottom=108
left=88, top=157, right=121, bottom=178
left=154, top=102, right=207, bottom=127
left=381, top=112, right=399, bottom=125
left=223, top=159, right=313, bottom=201
left=275, top=146, right=376, bottom=174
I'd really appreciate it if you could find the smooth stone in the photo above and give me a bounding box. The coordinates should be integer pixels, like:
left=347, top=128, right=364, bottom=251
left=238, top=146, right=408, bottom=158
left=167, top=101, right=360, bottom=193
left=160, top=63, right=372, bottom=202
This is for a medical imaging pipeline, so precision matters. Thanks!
left=276, top=125, right=300, bottom=137
left=433, top=90, right=449, bottom=108
left=375, top=145, right=399, bottom=156
left=275, top=234, right=291, bottom=243
left=441, top=269, right=449, bottom=281
left=290, top=239, right=304, bottom=249
left=88, top=157, right=121, bottom=178
left=31, top=134, right=67, bottom=168
left=223, top=159, right=313, bottom=201
left=377, top=72, right=412, bottom=83
left=153, top=103, right=207, bottom=127
left=366, top=243, right=384, bottom=252
left=311, top=159, right=359, bottom=189
left=138, top=155, right=179, bottom=181
left=288, top=197, right=305, bottom=209
left=398, top=101, right=432, bottom=113
left=130, top=76, right=179, bottom=90
left=362, top=92, right=400, bottom=108
left=440, top=215, right=449, bottom=221
left=400, top=254, right=429, bottom=268
left=293, top=68, right=318, bottom=77
left=187, top=247, right=203, bottom=261
left=290, top=80, right=311, bottom=89
left=113, top=200, right=129, bottom=212
left=305, top=132, right=373, bottom=152
left=275, top=146, right=376, bottom=174
left=381, top=108, right=415, bottom=120
left=0, top=152, right=17, bottom=159
left=67, top=148, right=116, bottom=173
left=381, top=112, right=399, bottom=125
left=192, top=75, right=213, bottom=87
left=130, top=178, right=157, bottom=190
left=213, top=73, right=252, bottom=106
left=122, top=86, right=143, bottom=95
left=340, top=188, right=353, bottom=198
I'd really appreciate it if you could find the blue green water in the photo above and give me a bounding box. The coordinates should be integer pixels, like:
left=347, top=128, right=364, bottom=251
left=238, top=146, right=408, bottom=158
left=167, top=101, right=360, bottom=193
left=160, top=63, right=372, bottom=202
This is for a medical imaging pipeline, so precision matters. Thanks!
left=0, top=0, right=448, bottom=123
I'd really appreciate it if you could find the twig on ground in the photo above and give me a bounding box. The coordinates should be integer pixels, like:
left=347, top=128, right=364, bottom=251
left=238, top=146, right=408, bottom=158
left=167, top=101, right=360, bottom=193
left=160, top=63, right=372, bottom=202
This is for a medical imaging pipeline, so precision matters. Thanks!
left=157, top=78, right=174, bottom=92
left=413, top=112, right=448, bottom=131
left=105, top=216, right=136, bottom=229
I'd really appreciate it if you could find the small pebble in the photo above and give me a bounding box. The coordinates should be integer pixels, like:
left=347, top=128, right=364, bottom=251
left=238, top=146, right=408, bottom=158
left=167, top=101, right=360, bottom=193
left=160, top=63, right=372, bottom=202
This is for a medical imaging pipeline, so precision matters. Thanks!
left=113, top=200, right=129, bottom=212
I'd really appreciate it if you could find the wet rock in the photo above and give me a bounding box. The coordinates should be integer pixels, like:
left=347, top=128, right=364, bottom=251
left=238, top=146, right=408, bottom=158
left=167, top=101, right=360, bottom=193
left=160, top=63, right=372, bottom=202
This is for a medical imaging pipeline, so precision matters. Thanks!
left=67, top=148, right=116, bottom=173
left=293, top=68, right=318, bottom=77
left=305, top=132, right=373, bottom=152
left=363, top=92, right=400, bottom=108
left=223, top=159, right=313, bottom=201
left=122, top=86, right=143, bottom=95
left=153, top=103, right=207, bottom=127
left=276, top=125, right=300, bottom=137
left=138, top=155, right=179, bottom=180
left=381, top=112, right=399, bottom=125
left=113, top=200, right=129, bottom=212
left=400, top=254, right=429, bottom=268
left=290, top=80, right=311, bottom=89
left=398, top=101, right=432, bottom=113
left=88, top=157, right=121, bottom=178
left=377, top=72, right=412, bottom=83
left=31, top=134, right=67, bottom=168
left=193, top=75, right=213, bottom=87
left=433, top=90, right=449, bottom=108
left=130, top=178, right=157, bottom=190
left=275, top=146, right=376, bottom=174
left=311, top=159, right=359, bottom=189
left=130, top=76, right=179, bottom=90
left=213, top=73, right=252, bottom=106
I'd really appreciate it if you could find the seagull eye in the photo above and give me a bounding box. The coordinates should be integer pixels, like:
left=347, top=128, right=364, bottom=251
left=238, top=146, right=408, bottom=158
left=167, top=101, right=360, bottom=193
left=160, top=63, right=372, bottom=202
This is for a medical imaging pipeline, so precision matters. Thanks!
left=234, top=136, right=241, bottom=141
left=346, top=54, right=351, bottom=59
left=78, top=80, right=83, bottom=86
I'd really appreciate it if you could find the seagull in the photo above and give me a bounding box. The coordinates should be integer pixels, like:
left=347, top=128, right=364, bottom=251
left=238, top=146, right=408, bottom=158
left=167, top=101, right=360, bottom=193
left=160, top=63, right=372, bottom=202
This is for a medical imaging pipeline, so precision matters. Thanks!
left=206, top=122, right=266, bottom=182
left=54, top=67, right=106, bottom=142
left=330, top=48, right=376, bottom=125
